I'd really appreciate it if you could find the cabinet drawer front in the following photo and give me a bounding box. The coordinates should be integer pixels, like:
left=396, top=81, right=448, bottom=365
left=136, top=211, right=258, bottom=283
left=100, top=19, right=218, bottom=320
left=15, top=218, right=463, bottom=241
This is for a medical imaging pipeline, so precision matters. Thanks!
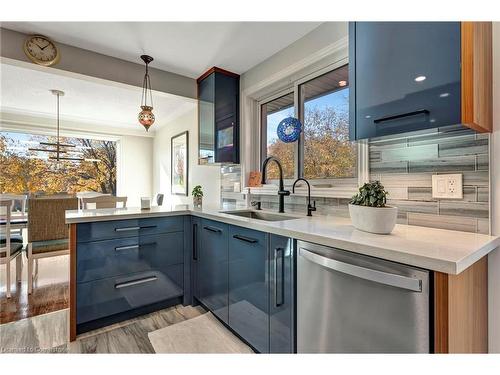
left=76, top=266, right=183, bottom=324
left=77, top=233, right=184, bottom=283
left=228, top=225, right=269, bottom=353
left=77, top=216, right=184, bottom=242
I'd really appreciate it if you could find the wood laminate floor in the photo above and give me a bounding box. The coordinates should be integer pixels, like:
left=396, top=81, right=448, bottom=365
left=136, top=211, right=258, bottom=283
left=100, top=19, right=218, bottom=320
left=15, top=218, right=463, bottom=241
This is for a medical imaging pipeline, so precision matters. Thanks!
left=0, top=254, right=69, bottom=324
left=0, top=304, right=206, bottom=354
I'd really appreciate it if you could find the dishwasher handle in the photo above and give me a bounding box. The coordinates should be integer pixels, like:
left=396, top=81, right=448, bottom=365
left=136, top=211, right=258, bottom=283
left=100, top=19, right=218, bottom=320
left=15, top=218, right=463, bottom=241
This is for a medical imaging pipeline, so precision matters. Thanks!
left=299, top=248, right=422, bottom=292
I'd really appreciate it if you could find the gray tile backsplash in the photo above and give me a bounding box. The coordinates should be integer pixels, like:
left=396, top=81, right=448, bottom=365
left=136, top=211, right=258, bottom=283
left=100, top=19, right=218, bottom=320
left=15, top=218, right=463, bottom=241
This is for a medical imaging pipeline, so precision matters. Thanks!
left=221, top=126, right=490, bottom=234
left=370, top=127, right=489, bottom=234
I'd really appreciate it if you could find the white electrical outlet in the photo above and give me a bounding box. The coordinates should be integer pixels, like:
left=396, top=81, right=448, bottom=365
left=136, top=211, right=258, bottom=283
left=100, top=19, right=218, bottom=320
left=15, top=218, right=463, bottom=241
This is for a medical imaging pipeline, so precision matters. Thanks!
left=432, top=174, right=463, bottom=199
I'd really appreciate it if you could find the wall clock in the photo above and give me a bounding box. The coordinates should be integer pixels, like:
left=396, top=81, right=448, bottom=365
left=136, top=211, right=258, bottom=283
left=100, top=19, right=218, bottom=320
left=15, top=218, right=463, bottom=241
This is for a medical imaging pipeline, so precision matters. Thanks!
left=23, top=35, right=60, bottom=67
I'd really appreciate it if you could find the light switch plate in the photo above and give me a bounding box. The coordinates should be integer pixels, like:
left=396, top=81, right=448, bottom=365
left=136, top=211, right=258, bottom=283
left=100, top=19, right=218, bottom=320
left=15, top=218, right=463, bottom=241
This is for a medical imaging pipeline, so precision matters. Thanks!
left=432, top=174, right=463, bottom=199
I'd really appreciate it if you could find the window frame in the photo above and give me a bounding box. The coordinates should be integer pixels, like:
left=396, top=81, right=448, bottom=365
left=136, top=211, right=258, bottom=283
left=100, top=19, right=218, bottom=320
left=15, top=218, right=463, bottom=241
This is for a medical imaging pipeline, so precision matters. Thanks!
left=259, top=57, right=359, bottom=186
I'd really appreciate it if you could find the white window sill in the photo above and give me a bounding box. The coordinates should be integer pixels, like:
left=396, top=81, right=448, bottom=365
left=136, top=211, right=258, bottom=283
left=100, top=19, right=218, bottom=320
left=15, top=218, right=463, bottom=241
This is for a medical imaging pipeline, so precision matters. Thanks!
left=238, top=185, right=357, bottom=199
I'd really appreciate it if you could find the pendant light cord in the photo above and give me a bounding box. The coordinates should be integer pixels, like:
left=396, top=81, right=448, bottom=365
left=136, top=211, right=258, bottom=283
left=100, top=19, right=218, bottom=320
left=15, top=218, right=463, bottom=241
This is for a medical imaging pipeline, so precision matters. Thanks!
left=141, top=61, right=154, bottom=107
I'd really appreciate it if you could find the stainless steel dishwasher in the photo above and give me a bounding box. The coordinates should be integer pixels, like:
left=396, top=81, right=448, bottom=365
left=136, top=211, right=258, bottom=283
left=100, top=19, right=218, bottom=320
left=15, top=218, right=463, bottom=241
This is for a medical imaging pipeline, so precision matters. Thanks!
left=297, top=241, right=430, bottom=353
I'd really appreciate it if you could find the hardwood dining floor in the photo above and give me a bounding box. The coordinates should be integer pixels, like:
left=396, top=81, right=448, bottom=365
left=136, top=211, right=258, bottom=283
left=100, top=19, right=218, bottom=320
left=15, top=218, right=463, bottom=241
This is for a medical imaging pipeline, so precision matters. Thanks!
left=0, top=254, right=69, bottom=324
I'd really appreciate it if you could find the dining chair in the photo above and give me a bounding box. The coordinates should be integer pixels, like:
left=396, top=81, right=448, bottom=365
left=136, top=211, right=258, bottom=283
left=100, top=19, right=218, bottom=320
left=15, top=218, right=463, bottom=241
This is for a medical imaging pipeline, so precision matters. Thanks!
left=76, top=191, right=110, bottom=209
left=1, top=199, right=24, bottom=298
left=0, top=194, right=28, bottom=235
left=26, top=197, right=78, bottom=294
left=81, top=195, right=127, bottom=209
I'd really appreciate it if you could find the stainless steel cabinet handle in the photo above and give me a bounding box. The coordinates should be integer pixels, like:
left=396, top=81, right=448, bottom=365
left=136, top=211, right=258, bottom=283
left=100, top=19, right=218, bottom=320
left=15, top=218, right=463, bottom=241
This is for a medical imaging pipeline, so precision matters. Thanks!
left=115, top=276, right=158, bottom=289
left=233, top=234, right=258, bottom=244
left=299, top=248, right=422, bottom=292
left=115, top=244, right=140, bottom=251
left=115, top=225, right=157, bottom=232
left=275, top=247, right=285, bottom=307
left=115, top=226, right=140, bottom=232
left=114, top=242, right=156, bottom=252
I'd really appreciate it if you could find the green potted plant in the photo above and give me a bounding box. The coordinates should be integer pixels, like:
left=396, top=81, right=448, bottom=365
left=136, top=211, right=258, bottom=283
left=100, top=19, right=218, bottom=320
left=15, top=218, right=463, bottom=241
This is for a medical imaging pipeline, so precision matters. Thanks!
left=349, top=180, right=397, bottom=234
left=192, top=185, right=203, bottom=209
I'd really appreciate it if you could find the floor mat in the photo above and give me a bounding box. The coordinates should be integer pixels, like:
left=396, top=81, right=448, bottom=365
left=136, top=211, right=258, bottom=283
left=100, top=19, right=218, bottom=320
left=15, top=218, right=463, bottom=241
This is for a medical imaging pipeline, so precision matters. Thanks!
left=148, top=312, right=253, bottom=353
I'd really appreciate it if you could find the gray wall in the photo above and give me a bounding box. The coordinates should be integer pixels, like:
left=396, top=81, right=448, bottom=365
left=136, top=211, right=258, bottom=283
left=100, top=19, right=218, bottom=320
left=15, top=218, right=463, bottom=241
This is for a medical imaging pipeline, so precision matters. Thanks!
left=0, top=27, right=196, bottom=99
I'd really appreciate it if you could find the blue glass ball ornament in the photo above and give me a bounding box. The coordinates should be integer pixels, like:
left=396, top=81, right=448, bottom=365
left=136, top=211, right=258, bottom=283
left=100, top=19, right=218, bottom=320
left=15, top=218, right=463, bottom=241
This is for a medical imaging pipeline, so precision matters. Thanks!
left=277, top=117, right=302, bottom=143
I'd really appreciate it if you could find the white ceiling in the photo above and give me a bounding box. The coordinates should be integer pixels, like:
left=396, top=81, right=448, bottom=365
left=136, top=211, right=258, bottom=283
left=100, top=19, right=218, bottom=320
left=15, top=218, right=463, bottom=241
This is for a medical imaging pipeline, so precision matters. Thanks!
left=2, top=22, right=322, bottom=78
left=0, top=62, right=196, bottom=132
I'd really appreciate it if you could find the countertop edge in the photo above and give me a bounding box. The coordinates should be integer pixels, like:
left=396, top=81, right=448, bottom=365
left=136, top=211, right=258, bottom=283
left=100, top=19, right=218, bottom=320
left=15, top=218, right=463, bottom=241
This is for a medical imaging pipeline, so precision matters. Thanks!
left=65, top=208, right=500, bottom=275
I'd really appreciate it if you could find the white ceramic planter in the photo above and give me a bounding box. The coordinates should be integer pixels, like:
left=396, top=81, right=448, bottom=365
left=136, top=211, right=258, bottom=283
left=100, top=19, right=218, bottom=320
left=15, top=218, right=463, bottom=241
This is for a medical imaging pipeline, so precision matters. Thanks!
left=348, top=204, right=398, bottom=235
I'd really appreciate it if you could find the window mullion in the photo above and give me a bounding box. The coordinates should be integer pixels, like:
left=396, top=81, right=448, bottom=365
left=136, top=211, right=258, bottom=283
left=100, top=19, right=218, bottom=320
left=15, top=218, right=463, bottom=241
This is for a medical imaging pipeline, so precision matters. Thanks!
left=294, top=83, right=303, bottom=179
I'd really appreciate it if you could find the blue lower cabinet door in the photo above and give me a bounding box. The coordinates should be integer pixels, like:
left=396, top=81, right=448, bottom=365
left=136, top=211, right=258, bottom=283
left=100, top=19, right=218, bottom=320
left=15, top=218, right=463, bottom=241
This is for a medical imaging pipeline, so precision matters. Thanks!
left=269, top=235, right=294, bottom=353
left=77, top=266, right=183, bottom=324
left=228, top=226, right=269, bottom=353
left=198, top=219, right=229, bottom=324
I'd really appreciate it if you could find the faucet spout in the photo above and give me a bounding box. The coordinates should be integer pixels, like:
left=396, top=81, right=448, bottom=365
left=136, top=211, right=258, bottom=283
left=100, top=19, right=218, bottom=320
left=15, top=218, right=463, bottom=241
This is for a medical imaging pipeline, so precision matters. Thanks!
left=292, top=177, right=316, bottom=217
left=261, top=156, right=290, bottom=213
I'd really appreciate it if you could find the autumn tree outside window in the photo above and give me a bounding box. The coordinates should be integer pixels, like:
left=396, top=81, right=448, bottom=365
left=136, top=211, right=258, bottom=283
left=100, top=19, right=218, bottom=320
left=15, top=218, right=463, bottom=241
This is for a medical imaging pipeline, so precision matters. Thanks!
left=0, top=131, right=117, bottom=195
left=260, top=64, right=357, bottom=184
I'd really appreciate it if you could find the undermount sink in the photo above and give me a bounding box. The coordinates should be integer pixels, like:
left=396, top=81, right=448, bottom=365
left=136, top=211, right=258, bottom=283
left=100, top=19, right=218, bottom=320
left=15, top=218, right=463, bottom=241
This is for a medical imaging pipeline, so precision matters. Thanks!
left=221, top=210, right=299, bottom=222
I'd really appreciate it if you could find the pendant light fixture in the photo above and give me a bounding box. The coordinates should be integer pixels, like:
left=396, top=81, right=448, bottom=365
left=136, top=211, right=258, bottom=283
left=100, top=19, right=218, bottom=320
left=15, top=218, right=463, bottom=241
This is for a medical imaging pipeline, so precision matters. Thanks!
left=29, top=90, right=84, bottom=162
left=138, top=54, right=155, bottom=131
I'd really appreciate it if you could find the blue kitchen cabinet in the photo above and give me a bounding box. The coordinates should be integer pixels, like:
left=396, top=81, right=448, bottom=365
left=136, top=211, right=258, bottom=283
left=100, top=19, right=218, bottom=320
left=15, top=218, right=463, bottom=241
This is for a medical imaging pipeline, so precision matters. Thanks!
left=197, top=67, right=239, bottom=164
left=75, top=216, right=186, bottom=332
left=197, top=218, right=229, bottom=324
left=349, top=22, right=462, bottom=140
left=269, top=235, right=294, bottom=353
left=228, top=226, right=269, bottom=353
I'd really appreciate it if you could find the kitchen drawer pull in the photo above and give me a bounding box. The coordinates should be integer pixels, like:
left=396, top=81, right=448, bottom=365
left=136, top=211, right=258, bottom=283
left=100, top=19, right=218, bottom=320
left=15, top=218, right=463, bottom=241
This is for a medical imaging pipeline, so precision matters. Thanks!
left=115, top=225, right=158, bottom=232
left=115, top=226, right=140, bottom=232
left=115, top=244, right=139, bottom=251
left=114, top=242, right=156, bottom=252
left=373, top=109, right=429, bottom=124
left=299, top=248, right=422, bottom=292
left=203, top=225, right=222, bottom=233
left=115, top=276, right=158, bottom=289
left=275, top=247, right=285, bottom=307
left=233, top=234, right=258, bottom=244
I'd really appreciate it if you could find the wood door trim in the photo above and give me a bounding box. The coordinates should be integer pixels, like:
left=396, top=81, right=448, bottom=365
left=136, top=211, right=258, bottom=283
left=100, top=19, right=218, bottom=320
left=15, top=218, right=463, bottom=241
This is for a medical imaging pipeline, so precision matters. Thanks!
left=197, top=66, right=240, bottom=83
left=434, top=271, right=449, bottom=353
left=69, top=223, right=77, bottom=342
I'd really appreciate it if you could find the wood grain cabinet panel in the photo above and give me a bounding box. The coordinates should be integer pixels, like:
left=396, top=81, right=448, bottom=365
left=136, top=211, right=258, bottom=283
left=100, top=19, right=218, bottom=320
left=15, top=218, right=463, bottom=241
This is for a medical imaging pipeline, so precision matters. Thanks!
left=434, top=256, right=488, bottom=353
left=461, top=22, right=493, bottom=133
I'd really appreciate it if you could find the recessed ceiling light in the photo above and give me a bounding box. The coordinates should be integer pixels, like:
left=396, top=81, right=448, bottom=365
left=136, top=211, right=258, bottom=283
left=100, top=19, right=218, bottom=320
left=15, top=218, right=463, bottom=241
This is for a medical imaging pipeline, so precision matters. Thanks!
left=365, top=115, right=371, bottom=119
left=414, top=75, right=426, bottom=82
left=439, top=92, right=450, bottom=98
left=338, top=80, right=347, bottom=87
left=430, top=119, right=436, bottom=123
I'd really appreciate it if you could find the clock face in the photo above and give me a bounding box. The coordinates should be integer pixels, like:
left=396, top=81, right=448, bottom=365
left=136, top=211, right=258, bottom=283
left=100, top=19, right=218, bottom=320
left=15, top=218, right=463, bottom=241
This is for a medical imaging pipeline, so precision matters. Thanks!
left=24, top=35, right=59, bottom=66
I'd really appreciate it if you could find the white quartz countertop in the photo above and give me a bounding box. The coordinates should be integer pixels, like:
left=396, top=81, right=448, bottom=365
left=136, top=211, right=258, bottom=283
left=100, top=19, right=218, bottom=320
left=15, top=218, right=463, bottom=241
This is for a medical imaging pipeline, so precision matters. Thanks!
left=66, top=205, right=500, bottom=275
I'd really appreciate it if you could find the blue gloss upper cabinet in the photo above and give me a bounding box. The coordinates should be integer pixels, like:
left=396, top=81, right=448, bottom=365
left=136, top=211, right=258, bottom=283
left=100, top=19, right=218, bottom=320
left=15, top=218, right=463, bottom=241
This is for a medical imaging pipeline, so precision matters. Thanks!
left=197, top=67, right=240, bottom=164
left=349, top=22, right=462, bottom=140
left=350, top=22, right=494, bottom=139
